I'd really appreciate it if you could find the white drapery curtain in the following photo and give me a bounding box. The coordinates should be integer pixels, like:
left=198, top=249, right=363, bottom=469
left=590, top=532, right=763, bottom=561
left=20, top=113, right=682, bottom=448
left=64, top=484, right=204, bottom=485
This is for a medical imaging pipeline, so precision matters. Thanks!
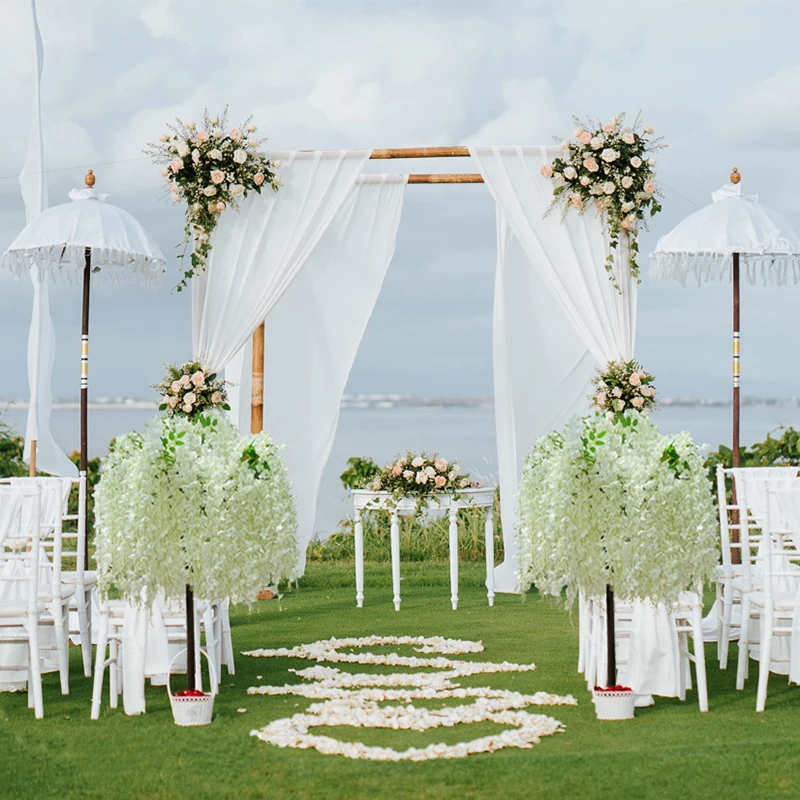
left=470, top=145, right=637, bottom=592
left=20, top=0, right=76, bottom=478
left=225, top=175, right=407, bottom=571
left=192, top=149, right=371, bottom=371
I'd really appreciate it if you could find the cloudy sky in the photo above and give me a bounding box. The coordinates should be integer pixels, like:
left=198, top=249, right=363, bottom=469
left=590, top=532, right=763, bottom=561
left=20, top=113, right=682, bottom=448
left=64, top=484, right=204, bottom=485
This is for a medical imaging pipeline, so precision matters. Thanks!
left=1, top=0, right=799, bottom=403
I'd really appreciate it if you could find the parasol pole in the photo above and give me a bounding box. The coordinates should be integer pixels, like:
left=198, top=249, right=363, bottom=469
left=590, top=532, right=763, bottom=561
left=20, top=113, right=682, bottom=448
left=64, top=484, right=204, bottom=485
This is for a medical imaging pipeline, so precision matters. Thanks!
left=79, top=169, right=94, bottom=571
left=730, top=168, right=742, bottom=469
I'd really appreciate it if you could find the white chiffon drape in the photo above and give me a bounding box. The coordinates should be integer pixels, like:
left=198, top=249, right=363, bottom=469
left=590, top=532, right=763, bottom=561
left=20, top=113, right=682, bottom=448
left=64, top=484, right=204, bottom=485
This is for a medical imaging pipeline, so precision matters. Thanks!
left=192, top=149, right=371, bottom=371
left=470, top=145, right=637, bottom=592
left=225, top=176, right=407, bottom=570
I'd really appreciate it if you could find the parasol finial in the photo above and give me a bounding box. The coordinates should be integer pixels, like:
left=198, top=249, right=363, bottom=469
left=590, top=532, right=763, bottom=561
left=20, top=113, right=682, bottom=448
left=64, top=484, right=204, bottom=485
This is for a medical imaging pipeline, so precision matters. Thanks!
left=730, top=167, right=741, bottom=185
left=85, top=169, right=95, bottom=188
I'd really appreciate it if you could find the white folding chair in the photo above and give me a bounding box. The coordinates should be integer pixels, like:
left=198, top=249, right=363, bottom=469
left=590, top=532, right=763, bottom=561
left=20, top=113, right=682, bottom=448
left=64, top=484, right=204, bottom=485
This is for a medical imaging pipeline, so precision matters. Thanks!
left=738, top=485, right=800, bottom=711
left=673, top=586, right=709, bottom=712
left=0, top=484, right=45, bottom=718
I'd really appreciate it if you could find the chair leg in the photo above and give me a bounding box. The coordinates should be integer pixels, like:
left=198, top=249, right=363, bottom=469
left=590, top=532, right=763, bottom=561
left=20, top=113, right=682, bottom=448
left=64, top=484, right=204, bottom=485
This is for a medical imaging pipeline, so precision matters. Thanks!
left=28, top=620, right=44, bottom=719
left=691, top=602, right=709, bottom=712
left=736, top=596, right=752, bottom=690
left=719, top=582, right=733, bottom=669
left=90, top=609, right=109, bottom=720
left=109, top=634, right=119, bottom=708
left=222, top=600, right=235, bottom=675
left=756, top=609, right=773, bottom=712
left=77, top=586, right=92, bottom=678
left=51, top=603, right=70, bottom=695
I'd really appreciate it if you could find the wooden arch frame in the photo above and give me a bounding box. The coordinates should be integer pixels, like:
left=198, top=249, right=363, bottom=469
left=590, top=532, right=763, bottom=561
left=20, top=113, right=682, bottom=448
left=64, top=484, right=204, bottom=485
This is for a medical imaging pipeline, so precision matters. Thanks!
left=249, top=146, right=486, bottom=433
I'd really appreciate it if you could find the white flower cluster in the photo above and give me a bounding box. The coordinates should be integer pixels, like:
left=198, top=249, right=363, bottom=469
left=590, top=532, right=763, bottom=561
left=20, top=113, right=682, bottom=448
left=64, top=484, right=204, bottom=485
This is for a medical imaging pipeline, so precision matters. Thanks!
left=543, top=112, right=664, bottom=287
left=517, top=412, right=719, bottom=606
left=245, top=636, right=575, bottom=761
left=94, top=412, right=299, bottom=603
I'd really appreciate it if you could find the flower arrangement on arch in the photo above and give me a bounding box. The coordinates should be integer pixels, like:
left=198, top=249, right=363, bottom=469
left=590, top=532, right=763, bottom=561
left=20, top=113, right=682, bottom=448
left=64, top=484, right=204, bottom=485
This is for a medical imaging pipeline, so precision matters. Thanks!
left=152, top=360, right=230, bottom=419
left=542, top=113, right=664, bottom=287
left=591, top=359, right=656, bottom=419
left=145, top=108, right=281, bottom=291
left=369, top=451, right=474, bottom=499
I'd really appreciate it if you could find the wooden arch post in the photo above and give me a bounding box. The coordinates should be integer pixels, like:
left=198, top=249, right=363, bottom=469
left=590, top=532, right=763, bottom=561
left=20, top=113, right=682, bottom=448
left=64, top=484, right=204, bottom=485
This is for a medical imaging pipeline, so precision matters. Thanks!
left=248, top=145, right=485, bottom=432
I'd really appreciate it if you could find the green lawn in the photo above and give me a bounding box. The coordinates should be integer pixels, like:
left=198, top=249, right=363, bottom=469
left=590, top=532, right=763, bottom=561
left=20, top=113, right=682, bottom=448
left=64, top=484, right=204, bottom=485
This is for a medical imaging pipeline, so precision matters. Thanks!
left=1, top=563, right=799, bottom=799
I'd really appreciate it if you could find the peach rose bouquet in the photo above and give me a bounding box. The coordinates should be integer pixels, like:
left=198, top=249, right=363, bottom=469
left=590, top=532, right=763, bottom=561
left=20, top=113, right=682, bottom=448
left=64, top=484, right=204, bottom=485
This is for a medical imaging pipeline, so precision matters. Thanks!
left=543, top=113, right=664, bottom=288
left=152, top=360, right=230, bottom=420
left=591, top=359, right=657, bottom=420
left=145, top=107, right=281, bottom=291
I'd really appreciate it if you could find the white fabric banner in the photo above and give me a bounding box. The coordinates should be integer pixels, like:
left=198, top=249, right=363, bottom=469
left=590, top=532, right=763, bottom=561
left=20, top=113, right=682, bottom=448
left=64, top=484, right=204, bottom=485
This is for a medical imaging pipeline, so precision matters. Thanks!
left=226, top=175, right=407, bottom=571
left=20, top=0, right=76, bottom=478
left=192, top=149, right=371, bottom=371
left=470, top=145, right=637, bottom=592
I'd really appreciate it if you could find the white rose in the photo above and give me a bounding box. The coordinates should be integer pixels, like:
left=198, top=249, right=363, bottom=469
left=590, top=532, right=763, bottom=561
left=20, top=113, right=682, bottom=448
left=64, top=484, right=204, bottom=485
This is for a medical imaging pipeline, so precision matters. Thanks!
left=590, top=137, right=603, bottom=150
left=630, top=156, right=642, bottom=168
left=202, top=186, right=217, bottom=197
left=580, top=175, right=591, bottom=186
left=561, top=140, right=571, bottom=150
left=159, top=166, right=169, bottom=176
left=403, top=470, right=414, bottom=480
left=192, top=149, right=200, bottom=164
left=573, top=127, right=584, bottom=138
left=614, top=399, right=626, bottom=411
left=208, top=149, right=223, bottom=160
left=643, top=126, right=654, bottom=134
left=176, top=141, right=190, bottom=158
left=246, top=124, right=257, bottom=132
left=648, top=158, right=656, bottom=167
left=415, top=471, right=428, bottom=484
left=622, top=132, right=635, bottom=145
left=612, top=386, right=623, bottom=398
left=600, top=148, right=619, bottom=163
left=411, top=456, right=424, bottom=468
left=182, top=403, right=193, bottom=414
left=210, top=116, right=219, bottom=124
left=212, top=127, right=224, bottom=138
left=621, top=175, right=633, bottom=189
left=233, top=149, right=248, bottom=164
left=603, top=181, right=615, bottom=195
left=230, top=184, right=245, bottom=197
left=159, top=134, right=169, bottom=142
left=425, top=465, right=436, bottom=478
left=621, top=200, right=635, bottom=212
left=563, top=166, right=577, bottom=180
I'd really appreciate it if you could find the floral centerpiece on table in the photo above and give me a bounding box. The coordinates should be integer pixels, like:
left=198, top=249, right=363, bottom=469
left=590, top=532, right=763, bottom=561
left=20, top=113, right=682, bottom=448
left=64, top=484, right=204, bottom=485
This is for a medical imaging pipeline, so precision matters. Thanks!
left=591, top=359, right=656, bottom=419
left=152, top=360, right=230, bottom=418
left=371, top=452, right=472, bottom=497
left=145, top=108, right=281, bottom=291
left=542, top=113, right=664, bottom=287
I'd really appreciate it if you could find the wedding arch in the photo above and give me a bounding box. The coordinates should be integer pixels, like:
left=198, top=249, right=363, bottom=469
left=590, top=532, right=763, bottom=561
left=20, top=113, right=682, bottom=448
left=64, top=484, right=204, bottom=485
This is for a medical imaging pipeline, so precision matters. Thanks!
left=192, top=144, right=637, bottom=593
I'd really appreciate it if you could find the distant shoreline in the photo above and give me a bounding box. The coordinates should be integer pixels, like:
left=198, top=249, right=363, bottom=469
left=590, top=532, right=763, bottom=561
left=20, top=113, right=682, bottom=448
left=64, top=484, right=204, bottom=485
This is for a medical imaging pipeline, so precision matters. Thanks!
left=2, top=396, right=799, bottom=411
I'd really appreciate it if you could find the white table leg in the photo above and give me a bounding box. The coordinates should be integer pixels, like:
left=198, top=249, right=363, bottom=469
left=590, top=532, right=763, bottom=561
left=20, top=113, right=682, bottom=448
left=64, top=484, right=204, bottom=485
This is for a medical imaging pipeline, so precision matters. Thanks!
left=449, top=506, right=459, bottom=610
left=354, top=511, right=364, bottom=608
left=485, top=505, right=495, bottom=607
left=391, top=511, right=401, bottom=611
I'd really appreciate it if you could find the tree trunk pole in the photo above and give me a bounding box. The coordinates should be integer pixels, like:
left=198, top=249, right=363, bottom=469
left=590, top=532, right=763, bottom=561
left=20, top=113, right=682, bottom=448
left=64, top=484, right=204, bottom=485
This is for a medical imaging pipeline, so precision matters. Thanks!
left=605, top=584, right=616, bottom=687
left=251, top=322, right=265, bottom=435
left=80, top=247, right=91, bottom=570
left=185, top=584, right=195, bottom=691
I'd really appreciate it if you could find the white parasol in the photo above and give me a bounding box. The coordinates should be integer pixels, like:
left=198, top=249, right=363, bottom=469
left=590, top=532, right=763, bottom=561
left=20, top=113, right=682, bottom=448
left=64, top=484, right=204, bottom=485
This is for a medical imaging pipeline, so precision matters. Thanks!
left=2, top=170, right=165, bottom=566
left=650, top=169, right=800, bottom=465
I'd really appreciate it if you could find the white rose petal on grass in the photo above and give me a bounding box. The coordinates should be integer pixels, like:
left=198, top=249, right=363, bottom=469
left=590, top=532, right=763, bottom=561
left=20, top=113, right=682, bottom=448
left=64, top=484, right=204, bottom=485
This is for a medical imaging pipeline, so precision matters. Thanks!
left=237, top=708, right=247, bottom=714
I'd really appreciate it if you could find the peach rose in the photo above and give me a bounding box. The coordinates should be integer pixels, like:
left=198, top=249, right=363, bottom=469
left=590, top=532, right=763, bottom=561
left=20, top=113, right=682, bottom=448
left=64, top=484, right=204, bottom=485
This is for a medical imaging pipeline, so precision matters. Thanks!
left=168, top=396, right=178, bottom=408
left=631, top=396, right=645, bottom=409
left=229, top=128, right=242, bottom=141
left=170, top=158, right=183, bottom=172
left=191, top=370, right=205, bottom=386
left=621, top=219, right=632, bottom=230
left=210, top=170, right=225, bottom=184
left=215, top=200, right=226, bottom=212
left=644, top=181, right=655, bottom=194
left=171, top=380, right=182, bottom=392
left=253, top=172, right=265, bottom=186
left=180, top=374, right=191, bottom=386
left=182, top=403, right=193, bottom=414
left=435, top=475, right=447, bottom=488
left=392, top=464, right=403, bottom=476
left=195, top=130, right=208, bottom=143
left=629, top=373, right=642, bottom=387
left=434, top=458, right=448, bottom=471
left=211, top=391, right=222, bottom=404
left=184, top=392, right=196, bottom=404
left=539, top=164, right=554, bottom=178
left=583, top=156, right=599, bottom=172
left=578, top=131, right=592, bottom=145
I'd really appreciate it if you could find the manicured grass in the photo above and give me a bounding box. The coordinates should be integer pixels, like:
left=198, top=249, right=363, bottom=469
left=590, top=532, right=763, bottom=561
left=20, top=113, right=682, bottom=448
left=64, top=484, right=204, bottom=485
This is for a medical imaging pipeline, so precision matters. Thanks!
left=1, top=563, right=800, bottom=799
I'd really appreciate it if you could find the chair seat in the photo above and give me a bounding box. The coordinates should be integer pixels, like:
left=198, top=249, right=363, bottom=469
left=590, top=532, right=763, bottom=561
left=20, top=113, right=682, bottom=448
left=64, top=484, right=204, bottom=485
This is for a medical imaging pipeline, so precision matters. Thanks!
left=748, top=591, right=797, bottom=612
left=61, top=570, right=97, bottom=586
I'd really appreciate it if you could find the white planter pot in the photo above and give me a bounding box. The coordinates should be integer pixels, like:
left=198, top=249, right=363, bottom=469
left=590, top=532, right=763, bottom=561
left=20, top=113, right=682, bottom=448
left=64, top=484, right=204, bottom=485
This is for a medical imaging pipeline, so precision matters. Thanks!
left=592, top=689, right=636, bottom=720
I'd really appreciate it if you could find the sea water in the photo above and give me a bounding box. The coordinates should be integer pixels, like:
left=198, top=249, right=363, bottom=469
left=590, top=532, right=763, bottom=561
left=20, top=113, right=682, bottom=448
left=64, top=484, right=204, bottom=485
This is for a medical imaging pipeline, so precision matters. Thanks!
left=3, top=402, right=798, bottom=536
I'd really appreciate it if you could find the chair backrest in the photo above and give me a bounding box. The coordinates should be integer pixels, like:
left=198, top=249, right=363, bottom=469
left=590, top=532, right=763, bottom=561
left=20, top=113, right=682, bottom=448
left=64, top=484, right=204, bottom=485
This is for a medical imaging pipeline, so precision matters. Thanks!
left=763, top=486, right=800, bottom=600
left=0, top=484, right=42, bottom=611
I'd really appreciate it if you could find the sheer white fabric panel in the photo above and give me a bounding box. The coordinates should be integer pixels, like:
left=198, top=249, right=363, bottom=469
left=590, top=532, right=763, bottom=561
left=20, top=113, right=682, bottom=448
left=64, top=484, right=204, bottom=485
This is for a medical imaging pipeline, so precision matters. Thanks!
left=471, top=145, right=637, bottom=592
left=226, top=176, right=407, bottom=572
left=192, top=149, right=371, bottom=371
left=492, top=215, right=595, bottom=591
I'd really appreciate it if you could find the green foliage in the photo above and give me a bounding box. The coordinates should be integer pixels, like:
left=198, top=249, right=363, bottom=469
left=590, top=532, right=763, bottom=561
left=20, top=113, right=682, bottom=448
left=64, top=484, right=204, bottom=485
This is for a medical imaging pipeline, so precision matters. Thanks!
left=339, top=456, right=380, bottom=490
left=0, top=420, right=27, bottom=478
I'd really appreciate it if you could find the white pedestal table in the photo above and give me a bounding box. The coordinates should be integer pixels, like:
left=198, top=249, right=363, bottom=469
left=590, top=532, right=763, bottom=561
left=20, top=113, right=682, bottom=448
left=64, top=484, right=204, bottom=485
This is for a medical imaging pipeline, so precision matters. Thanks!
left=351, top=487, right=496, bottom=611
